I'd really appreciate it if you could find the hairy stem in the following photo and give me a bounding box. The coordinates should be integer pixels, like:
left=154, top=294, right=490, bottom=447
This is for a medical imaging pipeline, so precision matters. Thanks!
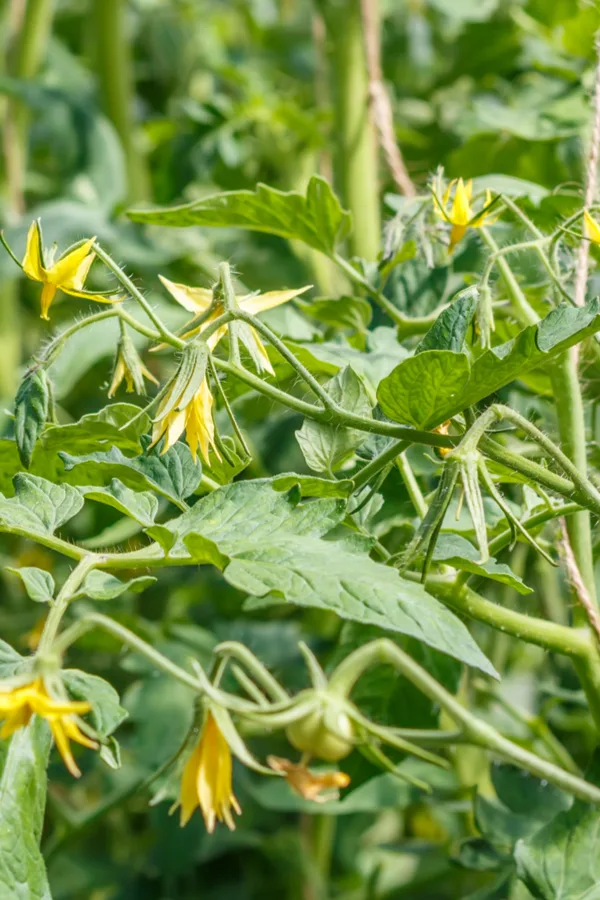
left=92, top=0, right=150, bottom=202
left=328, top=639, right=600, bottom=803
left=325, top=0, right=380, bottom=260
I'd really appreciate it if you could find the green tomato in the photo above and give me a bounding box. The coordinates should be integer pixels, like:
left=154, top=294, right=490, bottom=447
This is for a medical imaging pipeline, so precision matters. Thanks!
left=286, top=704, right=354, bottom=762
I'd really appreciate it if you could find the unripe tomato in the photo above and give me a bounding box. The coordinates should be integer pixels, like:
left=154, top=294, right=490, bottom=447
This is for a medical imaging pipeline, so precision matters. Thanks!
left=286, top=702, right=354, bottom=762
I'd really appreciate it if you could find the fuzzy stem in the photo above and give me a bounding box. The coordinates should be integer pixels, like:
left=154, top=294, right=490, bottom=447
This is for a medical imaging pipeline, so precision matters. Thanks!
left=93, top=243, right=184, bottom=347
left=550, top=355, right=598, bottom=616
left=328, top=639, right=600, bottom=803
left=325, top=0, right=381, bottom=260
left=53, top=612, right=205, bottom=693
left=92, top=0, right=149, bottom=202
left=480, top=229, right=539, bottom=327
left=37, top=555, right=99, bottom=654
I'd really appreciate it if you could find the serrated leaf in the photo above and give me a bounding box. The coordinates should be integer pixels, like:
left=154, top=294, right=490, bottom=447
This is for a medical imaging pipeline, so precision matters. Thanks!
left=151, top=480, right=494, bottom=674
left=377, top=350, right=471, bottom=429
left=60, top=437, right=201, bottom=508
left=78, top=479, right=158, bottom=526
left=416, top=287, right=478, bottom=354
left=296, top=366, right=373, bottom=473
left=62, top=670, right=127, bottom=739
left=14, top=368, right=49, bottom=469
left=430, top=535, right=532, bottom=594
left=0, top=474, right=84, bottom=535
left=0, top=719, right=52, bottom=900
left=159, top=480, right=346, bottom=558
left=127, top=175, right=352, bottom=255
left=236, top=535, right=496, bottom=676
left=79, top=570, right=157, bottom=600
left=379, top=299, right=600, bottom=428
left=41, top=403, right=150, bottom=456
left=6, top=567, right=55, bottom=603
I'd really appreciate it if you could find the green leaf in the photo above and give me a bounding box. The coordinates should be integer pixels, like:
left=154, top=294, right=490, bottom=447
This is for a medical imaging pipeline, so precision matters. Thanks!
left=0, top=639, right=27, bottom=680
left=470, top=175, right=550, bottom=205
left=296, top=366, right=373, bottom=473
left=237, top=535, right=496, bottom=675
left=492, top=763, right=571, bottom=821
left=298, top=295, right=372, bottom=332
left=0, top=474, right=84, bottom=535
left=41, top=403, right=150, bottom=457
left=415, top=287, right=478, bottom=354
left=514, top=765, right=600, bottom=899
left=14, top=368, right=49, bottom=469
left=0, top=719, right=52, bottom=900
left=78, top=479, right=158, bottom=526
left=431, top=534, right=532, bottom=594
left=377, top=350, right=471, bottom=429
left=379, top=299, right=600, bottom=427
left=6, top=566, right=55, bottom=603
left=150, top=480, right=494, bottom=674
left=201, top=436, right=249, bottom=486
left=127, top=175, right=352, bottom=255
left=271, top=473, right=353, bottom=498
left=161, top=480, right=345, bottom=557
left=289, top=331, right=409, bottom=388
left=79, top=570, right=157, bottom=601
left=62, top=670, right=128, bottom=739
left=60, top=437, right=202, bottom=508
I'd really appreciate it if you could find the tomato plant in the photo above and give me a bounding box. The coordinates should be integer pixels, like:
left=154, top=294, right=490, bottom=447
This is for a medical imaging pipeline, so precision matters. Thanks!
left=2, top=2, right=600, bottom=899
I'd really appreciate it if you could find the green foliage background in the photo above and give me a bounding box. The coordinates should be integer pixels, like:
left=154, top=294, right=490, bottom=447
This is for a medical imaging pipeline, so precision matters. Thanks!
left=2, top=1, right=600, bottom=899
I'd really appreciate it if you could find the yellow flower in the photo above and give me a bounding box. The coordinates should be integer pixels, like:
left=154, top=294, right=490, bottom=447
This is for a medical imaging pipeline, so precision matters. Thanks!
left=435, top=178, right=498, bottom=252
left=0, top=677, right=97, bottom=777
left=267, top=755, right=350, bottom=802
left=178, top=711, right=241, bottom=832
left=584, top=210, right=600, bottom=245
left=151, top=371, right=218, bottom=465
left=158, top=275, right=311, bottom=376
left=108, top=331, right=158, bottom=398
left=18, top=220, right=120, bottom=320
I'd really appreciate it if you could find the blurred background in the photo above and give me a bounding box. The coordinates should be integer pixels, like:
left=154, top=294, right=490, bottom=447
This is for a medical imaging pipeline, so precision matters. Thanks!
left=1, top=1, right=600, bottom=898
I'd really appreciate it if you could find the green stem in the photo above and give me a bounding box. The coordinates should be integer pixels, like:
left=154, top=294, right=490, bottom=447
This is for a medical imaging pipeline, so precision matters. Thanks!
left=92, top=0, right=149, bottom=202
left=328, top=638, right=600, bottom=803
left=480, top=229, right=539, bottom=327
left=334, top=253, right=440, bottom=332
left=93, top=243, right=184, bottom=347
left=396, top=452, right=428, bottom=518
left=215, top=641, right=289, bottom=702
left=37, top=555, right=98, bottom=654
left=352, top=439, right=408, bottom=491
left=234, top=309, right=334, bottom=409
left=550, top=354, right=597, bottom=615
left=429, top=579, right=590, bottom=660
left=311, top=814, right=336, bottom=899
left=52, top=612, right=205, bottom=693
left=325, top=0, right=380, bottom=260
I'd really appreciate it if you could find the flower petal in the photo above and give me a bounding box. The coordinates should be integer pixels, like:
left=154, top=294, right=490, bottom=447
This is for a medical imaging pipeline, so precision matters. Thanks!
left=159, top=275, right=213, bottom=313
left=585, top=210, right=600, bottom=246
left=48, top=239, right=95, bottom=286
left=22, top=221, right=46, bottom=282
left=449, top=178, right=472, bottom=227
left=241, top=285, right=311, bottom=315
